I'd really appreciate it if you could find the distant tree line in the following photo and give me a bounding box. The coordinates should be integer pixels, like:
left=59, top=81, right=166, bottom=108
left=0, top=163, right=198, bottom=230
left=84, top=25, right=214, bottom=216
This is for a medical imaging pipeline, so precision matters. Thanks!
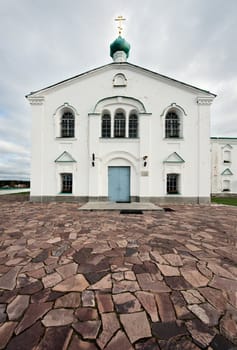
left=0, top=180, right=30, bottom=188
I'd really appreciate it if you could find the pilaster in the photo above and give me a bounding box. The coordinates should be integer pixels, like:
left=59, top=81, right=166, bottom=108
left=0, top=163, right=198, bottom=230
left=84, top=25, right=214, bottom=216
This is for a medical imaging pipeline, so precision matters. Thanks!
left=139, top=113, right=152, bottom=198
left=196, top=96, right=214, bottom=199
left=27, top=96, right=45, bottom=197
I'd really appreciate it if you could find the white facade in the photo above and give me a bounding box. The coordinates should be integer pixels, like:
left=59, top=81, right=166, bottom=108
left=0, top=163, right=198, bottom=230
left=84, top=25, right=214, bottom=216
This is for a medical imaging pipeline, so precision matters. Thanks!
left=211, top=138, right=237, bottom=195
left=27, top=59, right=215, bottom=204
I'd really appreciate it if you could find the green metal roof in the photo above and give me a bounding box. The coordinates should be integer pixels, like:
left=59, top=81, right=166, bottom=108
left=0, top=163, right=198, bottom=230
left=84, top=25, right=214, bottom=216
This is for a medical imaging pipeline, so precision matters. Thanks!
left=211, top=137, right=237, bottom=140
left=110, top=36, right=130, bottom=58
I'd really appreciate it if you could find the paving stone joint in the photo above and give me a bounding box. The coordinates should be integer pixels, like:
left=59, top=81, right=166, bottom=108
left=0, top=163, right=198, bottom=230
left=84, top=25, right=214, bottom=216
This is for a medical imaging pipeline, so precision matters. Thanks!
left=0, top=196, right=236, bottom=349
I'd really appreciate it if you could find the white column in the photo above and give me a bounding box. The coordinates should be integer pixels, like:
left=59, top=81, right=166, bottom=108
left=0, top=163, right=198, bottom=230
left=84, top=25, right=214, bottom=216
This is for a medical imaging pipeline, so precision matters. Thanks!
left=28, top=96, right=45, bottom=199
left=88, top=113, right=100, bottom=199
left=197, top=97, right=214, bottom=202
left=111, top=113, right=114, bottom=138
left=139, top=113, right=152, bottom=200
left=126, top=112, right=129, bottom=138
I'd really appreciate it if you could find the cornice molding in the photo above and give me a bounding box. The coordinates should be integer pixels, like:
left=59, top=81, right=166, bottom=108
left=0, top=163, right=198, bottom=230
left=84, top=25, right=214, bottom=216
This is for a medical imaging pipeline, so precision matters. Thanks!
left=28, top=96, right=45, bottom=105
left=93, top=95, right=147, bottom=113
left=160, top=102, right=187, bottom=117
left=53, top=102, right=79, bottom=116
left=197, top=97, right=214, bottom=105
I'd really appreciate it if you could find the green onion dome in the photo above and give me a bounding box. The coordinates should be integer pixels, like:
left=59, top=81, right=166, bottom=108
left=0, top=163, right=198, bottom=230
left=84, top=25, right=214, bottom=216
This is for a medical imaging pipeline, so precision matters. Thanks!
left=110, top=36, right=130, bottom=59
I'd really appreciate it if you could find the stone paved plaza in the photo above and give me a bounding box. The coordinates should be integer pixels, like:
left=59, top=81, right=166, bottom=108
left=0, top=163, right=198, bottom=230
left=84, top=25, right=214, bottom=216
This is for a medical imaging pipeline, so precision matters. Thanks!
left=0, top=195, right=236, bottom=349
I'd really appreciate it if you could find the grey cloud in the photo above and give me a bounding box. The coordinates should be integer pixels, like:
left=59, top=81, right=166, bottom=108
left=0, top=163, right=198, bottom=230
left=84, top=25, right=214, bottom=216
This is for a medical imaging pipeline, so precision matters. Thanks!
left=0, top=140, right=29, bottom=156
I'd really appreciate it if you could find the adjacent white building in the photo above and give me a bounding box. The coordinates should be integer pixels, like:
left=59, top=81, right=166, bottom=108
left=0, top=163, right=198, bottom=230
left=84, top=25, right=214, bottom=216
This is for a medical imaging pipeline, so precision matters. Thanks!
left=26, top=35, right=216, bottom=204
left=211, top=137, right=237, bottom=195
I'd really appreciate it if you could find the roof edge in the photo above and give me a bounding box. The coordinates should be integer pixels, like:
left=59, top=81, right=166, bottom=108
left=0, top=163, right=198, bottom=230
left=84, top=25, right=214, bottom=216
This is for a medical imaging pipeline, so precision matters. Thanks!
left=25, top=63, right=113, bottom=98
left=26, top=61, right=217, bottom=98
left=126, top=62, right=216, bottom=97
left=211, top=137, right=237, bottom=140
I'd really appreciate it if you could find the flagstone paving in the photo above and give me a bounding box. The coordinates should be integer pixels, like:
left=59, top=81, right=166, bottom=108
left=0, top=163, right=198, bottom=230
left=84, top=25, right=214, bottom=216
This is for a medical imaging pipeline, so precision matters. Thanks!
left=0, top=196, right=237, bottom=349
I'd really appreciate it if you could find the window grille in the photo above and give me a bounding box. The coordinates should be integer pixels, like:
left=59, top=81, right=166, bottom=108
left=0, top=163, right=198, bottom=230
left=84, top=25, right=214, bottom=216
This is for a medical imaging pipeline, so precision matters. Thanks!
left=114, top=113, right=126, bottom=138
left=129, top=114, right=138, bottom=138
left=165, top=112, right=180, bottom=138
left=61, top=173, right=73, bottom=193
left=102, top=114, right=111, bottom=138
left=167, top=174, right=179, bottom=194
left=61, top=112, right=74, bottom=138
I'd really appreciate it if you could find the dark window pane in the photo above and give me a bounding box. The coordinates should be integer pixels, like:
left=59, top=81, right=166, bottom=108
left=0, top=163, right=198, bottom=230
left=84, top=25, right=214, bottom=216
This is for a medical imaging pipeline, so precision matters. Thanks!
left=114, top=113, right=126, bottom=138
left=165, top=112, right=180, bottom=138
left=61, top=112, right=75, bottom=138
left=167, top=174, right=179, bottom=194
left=61, top=173, right=72, bottom=193
left=129, top=114, right=138, bottom=138
left=102, top=114, right=111, bottom=138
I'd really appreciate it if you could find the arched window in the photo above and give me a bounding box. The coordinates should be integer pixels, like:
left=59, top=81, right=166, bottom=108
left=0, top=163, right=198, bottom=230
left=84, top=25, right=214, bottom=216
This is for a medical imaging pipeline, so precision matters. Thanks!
left=113, top=73, right=127, bottom=87
left=165, top=112, right=180, bottom=138
left=61, top=111, right=75, bottom=138
left=114, top=112, right=126, bottom=138
left=129, top=114, right=138, bottom=138
left=101, top=114, right=111, bottom=138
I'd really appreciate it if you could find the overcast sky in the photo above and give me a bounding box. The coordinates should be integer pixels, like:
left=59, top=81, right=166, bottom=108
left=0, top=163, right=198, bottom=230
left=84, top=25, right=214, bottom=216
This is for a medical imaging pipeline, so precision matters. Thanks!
left=1, top=0, right=237, bottom=180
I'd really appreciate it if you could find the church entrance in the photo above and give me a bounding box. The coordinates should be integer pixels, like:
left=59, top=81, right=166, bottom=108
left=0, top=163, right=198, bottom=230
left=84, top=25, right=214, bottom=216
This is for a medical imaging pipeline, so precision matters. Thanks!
left=108, top=166, right=130, bottom=202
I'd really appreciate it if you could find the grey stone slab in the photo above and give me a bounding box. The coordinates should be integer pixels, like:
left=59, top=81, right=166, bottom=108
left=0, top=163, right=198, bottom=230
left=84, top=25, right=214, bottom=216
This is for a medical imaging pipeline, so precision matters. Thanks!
left=1, top=198, right=237, bottom=349
left=78, top=201, right=163, bottom=211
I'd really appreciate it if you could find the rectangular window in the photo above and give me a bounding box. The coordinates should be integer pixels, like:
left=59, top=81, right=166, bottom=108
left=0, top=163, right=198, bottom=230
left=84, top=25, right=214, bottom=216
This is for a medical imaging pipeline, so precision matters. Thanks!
left=61, top=112, right=75, bottom=138
left=223, top=150, right=231, bottom=163
left=167, top=174, right=179, bottom=194
left=222, top=179, right=230, bottom=192
left=114, top=113, right=126, bottom=138
left=102, top=115, right=111, bottom=138
left=129, top=115, right=138, bottom=138
left=62, top=120, right=74, bottom=137
left=61, top=173, right=73, bottom=193
left=165, top=119, right=180, bottom=138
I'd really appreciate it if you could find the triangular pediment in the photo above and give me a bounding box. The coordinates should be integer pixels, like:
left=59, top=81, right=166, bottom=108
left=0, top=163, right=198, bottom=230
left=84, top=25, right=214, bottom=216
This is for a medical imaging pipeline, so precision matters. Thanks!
left=163, top=152, right=185, bottom=163
left=55, top=151, right=76, bottom=163
left=222, top=144, right=233, bottom=150
left=26, top=62, right=216, bottom=98
left=221, top=168, right=233, bottom=175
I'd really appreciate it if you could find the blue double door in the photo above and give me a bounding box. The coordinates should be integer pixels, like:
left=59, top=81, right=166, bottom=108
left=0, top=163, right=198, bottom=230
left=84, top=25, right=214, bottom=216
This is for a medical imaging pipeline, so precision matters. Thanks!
left=108, top=166, right=130, bottom=202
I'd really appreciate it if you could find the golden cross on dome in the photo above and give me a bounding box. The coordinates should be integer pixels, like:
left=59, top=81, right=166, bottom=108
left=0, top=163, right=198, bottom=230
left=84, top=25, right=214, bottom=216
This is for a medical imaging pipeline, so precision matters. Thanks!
left=115, top=15, right=126, bottom=35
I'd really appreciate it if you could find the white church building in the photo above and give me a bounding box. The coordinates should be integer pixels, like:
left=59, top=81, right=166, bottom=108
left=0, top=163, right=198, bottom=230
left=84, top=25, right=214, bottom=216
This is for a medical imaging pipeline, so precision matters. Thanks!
left=211, top=137, right=237, bottom=195
left=26, top=34, right=217, bottom=204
